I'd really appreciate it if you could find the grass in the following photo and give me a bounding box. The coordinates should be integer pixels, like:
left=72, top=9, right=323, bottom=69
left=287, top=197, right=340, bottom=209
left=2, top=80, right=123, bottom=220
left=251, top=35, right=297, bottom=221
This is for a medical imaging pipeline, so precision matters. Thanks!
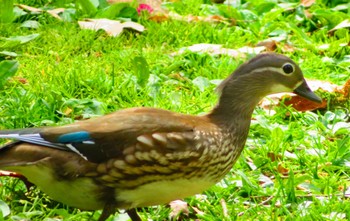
left=0, top=0, right=350, bottom=220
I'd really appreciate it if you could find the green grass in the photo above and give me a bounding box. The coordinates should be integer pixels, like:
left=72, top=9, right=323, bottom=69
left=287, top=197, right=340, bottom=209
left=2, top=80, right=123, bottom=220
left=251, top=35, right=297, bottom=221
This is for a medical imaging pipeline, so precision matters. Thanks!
left=0, top=0, right=350, bottom=220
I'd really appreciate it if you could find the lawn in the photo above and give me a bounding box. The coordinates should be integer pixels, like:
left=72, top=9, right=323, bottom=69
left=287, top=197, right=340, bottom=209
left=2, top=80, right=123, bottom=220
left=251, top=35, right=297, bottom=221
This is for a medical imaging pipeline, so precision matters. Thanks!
left=0, top=0, right=350, bottom=220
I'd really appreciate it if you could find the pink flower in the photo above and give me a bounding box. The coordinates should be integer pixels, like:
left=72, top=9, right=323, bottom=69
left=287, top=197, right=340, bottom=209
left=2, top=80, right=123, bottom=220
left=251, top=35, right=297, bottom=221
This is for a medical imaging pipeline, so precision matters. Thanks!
left=137, top=4, right=154, bottom=15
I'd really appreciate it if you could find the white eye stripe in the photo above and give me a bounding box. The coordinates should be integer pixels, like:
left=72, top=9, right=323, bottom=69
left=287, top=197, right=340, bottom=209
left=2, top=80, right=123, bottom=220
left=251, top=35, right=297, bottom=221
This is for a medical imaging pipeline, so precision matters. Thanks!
left=250, top=67, right=292, bottom=76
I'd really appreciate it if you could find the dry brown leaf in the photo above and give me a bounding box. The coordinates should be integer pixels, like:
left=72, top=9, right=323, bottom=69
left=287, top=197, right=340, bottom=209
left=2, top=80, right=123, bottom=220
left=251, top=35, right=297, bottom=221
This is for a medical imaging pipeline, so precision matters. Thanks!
left=94, top=52, right=103, bottom=57
left=16, top=4, right=64, bottom=20
left=267, top=152, right=282, bottom=162
left=13, top=77, right=28, bottom=84
left=301, top=0, right=315, bottom=7
left=169, top=12, right=230, bottom=24
left=340, top=79, right=350, bottom=97
left=168, top=73, right=189, bottom=82
left=78, top=19, right=144, bottom=37
left=256, top=40, right=277, bottom=52
left=247, top=162, right=257, bottom=170
left=220, top=199, right=229, bottom=218
left=149, top=14, right=169, bottom=22
left=256, top=38, right=296, bottom=53
left=171, top=43, right=266, bottom=58
left=281, top=43, right=296, bottom=52
left=260, top=79, right=342, bottom=112
left=283, top=96, right=327, bottom=112
left=258, top=174, right=274, bottom=188
left=277, top=163, right=289, bottom=175
left=296, top=184, right=308, bottom=191
left=304, top=9, right=313, bottom=19
left=192, top=206, right=205, bottom=216
left=17, top=4, right=43, bottom=13
left=169, top=200, right=189, bottom=219
left=204, top=15, right=226, bottom=22
left=47, top=8, right=65, bottom=20
left=308, top=80, right=340, bottom=92
left=282, top=79, right=350, bottom=111
left=317, top=171, right=329, bottom=178
left=329, top=19, right=350, bottom=34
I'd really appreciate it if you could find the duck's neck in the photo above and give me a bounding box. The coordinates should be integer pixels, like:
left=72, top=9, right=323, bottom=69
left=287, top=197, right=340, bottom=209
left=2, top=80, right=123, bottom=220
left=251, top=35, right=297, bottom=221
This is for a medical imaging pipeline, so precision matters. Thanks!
left=208, top=76, right=268, bottom=133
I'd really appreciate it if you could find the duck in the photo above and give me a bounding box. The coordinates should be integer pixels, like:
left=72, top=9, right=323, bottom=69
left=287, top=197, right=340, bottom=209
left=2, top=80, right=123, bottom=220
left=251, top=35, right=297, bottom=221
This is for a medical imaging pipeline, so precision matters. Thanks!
left=0, top=53, right=322, bottom=221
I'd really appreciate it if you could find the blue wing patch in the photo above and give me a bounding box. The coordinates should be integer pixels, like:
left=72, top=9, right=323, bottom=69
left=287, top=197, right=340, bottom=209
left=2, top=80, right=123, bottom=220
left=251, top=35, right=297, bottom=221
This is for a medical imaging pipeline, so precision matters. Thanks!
left=58, top=131, right=92, bottom=143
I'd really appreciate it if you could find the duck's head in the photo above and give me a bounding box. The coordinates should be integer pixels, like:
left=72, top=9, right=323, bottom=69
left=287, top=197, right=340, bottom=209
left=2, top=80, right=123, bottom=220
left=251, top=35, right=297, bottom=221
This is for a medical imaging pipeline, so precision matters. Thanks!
left=217, top=53, right=322, bottom=103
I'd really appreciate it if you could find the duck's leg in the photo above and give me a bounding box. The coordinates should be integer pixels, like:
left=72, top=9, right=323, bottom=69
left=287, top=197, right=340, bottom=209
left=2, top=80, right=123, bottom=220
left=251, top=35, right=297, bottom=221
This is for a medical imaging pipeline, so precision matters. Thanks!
left=127, top=209, right=141, bottom=221
left=98, top=204, right=116, bottom=221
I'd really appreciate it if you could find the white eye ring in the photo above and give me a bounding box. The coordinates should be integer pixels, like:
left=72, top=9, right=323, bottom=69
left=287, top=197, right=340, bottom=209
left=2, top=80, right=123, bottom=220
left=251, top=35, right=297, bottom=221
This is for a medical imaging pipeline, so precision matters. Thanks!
left=282, top=63, right=294, bottom=74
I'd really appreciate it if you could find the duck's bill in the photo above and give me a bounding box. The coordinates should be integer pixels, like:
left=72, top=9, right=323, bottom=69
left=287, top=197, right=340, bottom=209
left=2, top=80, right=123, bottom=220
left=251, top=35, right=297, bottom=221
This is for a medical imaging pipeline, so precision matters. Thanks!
left=293, top=80, right=322, bottom=103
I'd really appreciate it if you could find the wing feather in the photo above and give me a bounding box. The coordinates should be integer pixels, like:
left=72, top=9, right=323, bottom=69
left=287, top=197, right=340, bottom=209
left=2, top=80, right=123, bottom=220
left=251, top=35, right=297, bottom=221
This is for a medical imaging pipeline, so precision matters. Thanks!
left=0, top=107, right=212, bottom=163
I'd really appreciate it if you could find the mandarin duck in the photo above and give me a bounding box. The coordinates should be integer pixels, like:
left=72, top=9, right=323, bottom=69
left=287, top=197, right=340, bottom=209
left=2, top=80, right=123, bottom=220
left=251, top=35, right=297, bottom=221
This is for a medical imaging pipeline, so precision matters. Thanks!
left=0, top=53, right=322, bottom=221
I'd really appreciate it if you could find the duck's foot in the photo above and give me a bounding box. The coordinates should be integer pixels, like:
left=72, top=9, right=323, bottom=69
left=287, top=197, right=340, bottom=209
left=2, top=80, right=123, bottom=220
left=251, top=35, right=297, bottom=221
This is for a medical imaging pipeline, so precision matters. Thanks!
left=127, top=208, right=141, bottom=221
left=0, top=170, right=33, bottom=190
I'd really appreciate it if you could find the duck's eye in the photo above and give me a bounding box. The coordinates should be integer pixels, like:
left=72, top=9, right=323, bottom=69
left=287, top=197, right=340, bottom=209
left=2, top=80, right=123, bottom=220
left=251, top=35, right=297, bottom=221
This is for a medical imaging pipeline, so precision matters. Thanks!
left=282, top=63, right=294, bottom=74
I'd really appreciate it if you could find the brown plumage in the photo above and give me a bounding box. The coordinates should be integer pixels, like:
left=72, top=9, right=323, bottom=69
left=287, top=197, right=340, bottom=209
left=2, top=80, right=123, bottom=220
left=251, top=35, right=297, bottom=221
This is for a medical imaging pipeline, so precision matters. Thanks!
left=0, top=53, right=321, bottom=221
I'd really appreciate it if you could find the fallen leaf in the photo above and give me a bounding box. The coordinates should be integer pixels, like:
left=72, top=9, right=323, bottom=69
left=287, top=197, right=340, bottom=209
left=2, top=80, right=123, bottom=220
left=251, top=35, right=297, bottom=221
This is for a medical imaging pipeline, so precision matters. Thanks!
left=246, top=158, right=257, bottom=170
left=46, top=8, right=65, bottom=20
left=12, top=77, right=28, bottom=84
left=304, top=9, right=313, bottom=19
left=260, top=79, right=342, bottom=111
left=169, top=200, right=189, bottom=219
left=267, top=152, right=282, bottom=162
left=338, top=185, right=344, bottom=191
left=256, top=36, right=296, bottom=53
left=148, top=14, right=169, bottom=22
left=283, top=96, right=327, bottom=112
left=281, top=43, right=296, bottom=52
left=168, top=12, right=230, bottom=24
left=305, top=148, right=326, bottom=157
left=204, top=15, right=226, bottom=22
left=328, top=19, right=350, bottom=33
left=301, top=0, right=315, bottom=7
left=17, top=4, right=42, bottom=13
left=94, top=52, right=103, bottom=57
left=171, top=43, right=266, bottom=58
left=192, top=206, right=205, bottom=216
left=258, top=174, right=274, bottom=188
left=256, top=40, right=277, bottom=52
left=283, top=151, right=298, bottom=160
left=322, top=212, right=346, bottom=220
left=339, top=79, right=350, bottom=98
left=220, top=199, right=229, bottom=218
left=317, top=171, right=329, bottom=178
left=277, top=163, right=289, bottom=175
left=16, top=4, right=65, bottom=20
left=78, top=19, right=144, bottom=37
left=0, top=200, right=10, bottom=217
